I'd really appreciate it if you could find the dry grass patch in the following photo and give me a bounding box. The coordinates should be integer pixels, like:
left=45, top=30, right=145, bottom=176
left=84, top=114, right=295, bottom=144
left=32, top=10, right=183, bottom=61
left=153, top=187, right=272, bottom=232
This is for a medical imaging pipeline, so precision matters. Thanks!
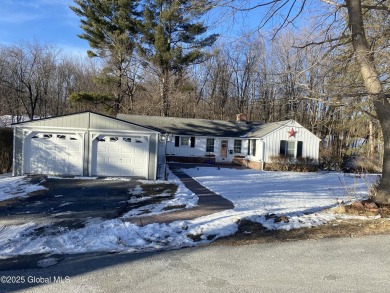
left=213, top=217, right=390, bottom=246
left=213, top=195, right=390, bottom=246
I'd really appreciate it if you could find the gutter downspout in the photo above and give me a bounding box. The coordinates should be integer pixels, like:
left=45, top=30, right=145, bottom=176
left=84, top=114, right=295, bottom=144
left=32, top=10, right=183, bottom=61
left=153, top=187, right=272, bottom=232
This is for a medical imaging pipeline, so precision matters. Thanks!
left=12, top=126, right=16, bottom=176
left=260, top=139, right=265, bottom=170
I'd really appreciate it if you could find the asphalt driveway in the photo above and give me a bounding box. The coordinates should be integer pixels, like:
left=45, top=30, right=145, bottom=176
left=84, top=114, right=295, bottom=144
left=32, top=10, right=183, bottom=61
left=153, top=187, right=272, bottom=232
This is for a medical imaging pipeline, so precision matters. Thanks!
left=1, top=165, right=235, bottom=229
left=0, top=177, right=139, bottom=228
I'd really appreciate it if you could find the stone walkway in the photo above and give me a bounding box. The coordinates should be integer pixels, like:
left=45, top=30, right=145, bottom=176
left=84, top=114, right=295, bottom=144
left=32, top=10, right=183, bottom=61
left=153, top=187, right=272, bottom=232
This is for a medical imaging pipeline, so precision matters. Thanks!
left=128, top=164, right=234, bottom=226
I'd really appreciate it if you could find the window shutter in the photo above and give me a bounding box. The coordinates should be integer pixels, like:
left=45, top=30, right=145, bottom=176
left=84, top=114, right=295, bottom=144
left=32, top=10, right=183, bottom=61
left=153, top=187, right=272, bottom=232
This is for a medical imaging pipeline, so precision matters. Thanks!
left=247, top=140, right=251, bottom=155
left=280, top=140, right=287, bottom=155
left=190, top=136, right=195, bottom=148
left=175, top=136, right=180, bottom=147
left=297, top=141, right=303, bottom=157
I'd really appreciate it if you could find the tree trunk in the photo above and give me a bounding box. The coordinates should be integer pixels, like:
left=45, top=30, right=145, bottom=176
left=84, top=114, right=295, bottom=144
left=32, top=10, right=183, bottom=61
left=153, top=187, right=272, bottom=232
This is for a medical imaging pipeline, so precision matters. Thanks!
left=161, top=69, right=170, bottom=117
left=369, top=120, right=374, bottom=159
left=346, top=0, right=390, bottom=204
left=372, top=100, right=390, bottom=204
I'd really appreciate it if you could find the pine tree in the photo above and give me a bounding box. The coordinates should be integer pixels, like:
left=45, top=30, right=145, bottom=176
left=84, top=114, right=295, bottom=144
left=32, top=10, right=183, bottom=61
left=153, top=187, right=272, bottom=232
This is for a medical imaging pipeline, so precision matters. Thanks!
left=139, top=0, right=218, bottom=116
left=70, top=0, right=141, bottom=114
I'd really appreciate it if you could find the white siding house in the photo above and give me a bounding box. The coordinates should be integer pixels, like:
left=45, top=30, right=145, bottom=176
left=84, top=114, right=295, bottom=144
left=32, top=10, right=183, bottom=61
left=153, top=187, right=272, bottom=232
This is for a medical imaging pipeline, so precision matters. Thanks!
left=163, top=136, right=249, bottom=163
left=12, top=112, right=160, bottom=179
left=12, top=112, right=321, bottom=180
left=118, top=114, right=321, bottom=172
left=248, top=120, right=320, bottom=163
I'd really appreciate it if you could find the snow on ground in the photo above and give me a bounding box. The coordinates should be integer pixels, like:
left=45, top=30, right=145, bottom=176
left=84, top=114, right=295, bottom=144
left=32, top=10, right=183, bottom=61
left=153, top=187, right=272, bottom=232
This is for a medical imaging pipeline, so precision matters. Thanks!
left=185, top=169, right=373, bottom=211
left=179, top=168, right=376, bottom=236
left=0, top=176, right=47, bottom=202
left=122, top=179, right=198, bottom=218
left=0, top=168, right=379, bottom=258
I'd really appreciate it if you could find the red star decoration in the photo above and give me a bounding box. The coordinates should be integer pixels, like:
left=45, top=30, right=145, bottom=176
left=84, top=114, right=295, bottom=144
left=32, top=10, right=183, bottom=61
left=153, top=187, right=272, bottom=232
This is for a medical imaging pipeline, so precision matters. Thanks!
left=288, top=128, right=297, bottom=138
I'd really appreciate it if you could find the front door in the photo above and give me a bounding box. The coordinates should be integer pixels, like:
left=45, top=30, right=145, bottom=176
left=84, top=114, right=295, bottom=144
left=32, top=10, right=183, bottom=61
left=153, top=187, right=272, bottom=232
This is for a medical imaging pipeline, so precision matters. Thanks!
left=219, top=139, right=228, bottom=161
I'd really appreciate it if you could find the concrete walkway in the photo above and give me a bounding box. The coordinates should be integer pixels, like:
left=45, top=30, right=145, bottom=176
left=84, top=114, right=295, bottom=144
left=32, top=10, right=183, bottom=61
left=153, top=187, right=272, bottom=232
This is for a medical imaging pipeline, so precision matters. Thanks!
left=128, top=164, right=234, bottom=226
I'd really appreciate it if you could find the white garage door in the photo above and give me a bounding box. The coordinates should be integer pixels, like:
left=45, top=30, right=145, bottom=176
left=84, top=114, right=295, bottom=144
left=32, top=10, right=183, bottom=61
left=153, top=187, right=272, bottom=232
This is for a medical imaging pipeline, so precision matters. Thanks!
left=26, top=133, right=83, bottom=175
left=92, top=135, right=149, bottom=177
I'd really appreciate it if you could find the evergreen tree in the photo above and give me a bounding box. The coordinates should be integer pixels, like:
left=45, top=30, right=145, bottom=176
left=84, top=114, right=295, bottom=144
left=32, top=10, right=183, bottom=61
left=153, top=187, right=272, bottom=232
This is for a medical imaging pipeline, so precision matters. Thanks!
left=70, top=0, right=141, bottom=114
left=139, top=0, right=218, bottom=116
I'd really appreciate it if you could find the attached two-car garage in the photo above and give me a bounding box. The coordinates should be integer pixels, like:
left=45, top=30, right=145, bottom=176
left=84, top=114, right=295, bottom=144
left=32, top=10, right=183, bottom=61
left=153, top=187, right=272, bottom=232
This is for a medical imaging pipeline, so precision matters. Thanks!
left=12, top=112, right=159, bottom=179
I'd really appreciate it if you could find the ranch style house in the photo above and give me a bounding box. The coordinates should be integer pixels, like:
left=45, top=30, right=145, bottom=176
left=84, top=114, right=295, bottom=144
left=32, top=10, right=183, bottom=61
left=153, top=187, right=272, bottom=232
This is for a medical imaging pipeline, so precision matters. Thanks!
left=12, top=112, right=320, bottom=179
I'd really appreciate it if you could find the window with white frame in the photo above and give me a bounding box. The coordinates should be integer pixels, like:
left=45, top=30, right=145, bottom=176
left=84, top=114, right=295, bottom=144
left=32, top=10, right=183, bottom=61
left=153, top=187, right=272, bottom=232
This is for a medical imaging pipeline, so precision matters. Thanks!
left=206, top=138, right=214, bottom=152
left=181, top=137, right=190, bottom=146
left=250, top=139, right=256, bottom=156
left=234, top=140, right=242, bottom=153
left=280, top=140, right=295, bottom=157
left=174, top=136, right=195, bottom=148
left=280, top=140, right=303, bottom=157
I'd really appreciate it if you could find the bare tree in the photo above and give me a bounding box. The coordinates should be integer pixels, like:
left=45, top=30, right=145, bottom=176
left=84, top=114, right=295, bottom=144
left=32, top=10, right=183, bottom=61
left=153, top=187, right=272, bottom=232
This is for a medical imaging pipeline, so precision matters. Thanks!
left=0, top=42, right=108, bottom=119
left=0, top=42, right=60, bottom=119
left=220, top=0, right=390, bottom=203
left=228, top=36, right=261, bottom=116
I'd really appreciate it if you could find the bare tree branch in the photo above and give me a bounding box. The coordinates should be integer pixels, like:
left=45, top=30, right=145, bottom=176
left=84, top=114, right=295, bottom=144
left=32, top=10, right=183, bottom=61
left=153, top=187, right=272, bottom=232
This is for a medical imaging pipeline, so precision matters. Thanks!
left=361, top=5, right=390, bottom=12
left=293, top=35, right=350, bottom=48
left=362, top=109, right=378, bottom=120
left=225, top=0, right=283, bottom=11
left=319, top=0, right=343, bottom=8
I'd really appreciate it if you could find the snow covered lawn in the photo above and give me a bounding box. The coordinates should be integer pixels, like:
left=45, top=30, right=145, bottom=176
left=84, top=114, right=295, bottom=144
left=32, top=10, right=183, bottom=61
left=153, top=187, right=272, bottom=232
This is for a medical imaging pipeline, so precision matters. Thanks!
left=0, top=175, right=46, bottom=202
left=185, top=168, right=374, bottom=214
left=0, top=168, right=378, bottom=258
left=184, top=168, right=378, bottom=231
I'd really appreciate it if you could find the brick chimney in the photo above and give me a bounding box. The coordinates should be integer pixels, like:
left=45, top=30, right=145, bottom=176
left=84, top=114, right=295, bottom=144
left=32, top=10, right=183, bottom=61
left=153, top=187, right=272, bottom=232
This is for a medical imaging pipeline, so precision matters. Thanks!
left=236, top=113, right=247, bottom=122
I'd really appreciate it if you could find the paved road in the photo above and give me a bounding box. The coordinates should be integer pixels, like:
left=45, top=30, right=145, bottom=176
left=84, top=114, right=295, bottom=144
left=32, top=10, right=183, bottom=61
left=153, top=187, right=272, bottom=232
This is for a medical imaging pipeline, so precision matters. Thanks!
left=1, top=234, right=390, bottom=293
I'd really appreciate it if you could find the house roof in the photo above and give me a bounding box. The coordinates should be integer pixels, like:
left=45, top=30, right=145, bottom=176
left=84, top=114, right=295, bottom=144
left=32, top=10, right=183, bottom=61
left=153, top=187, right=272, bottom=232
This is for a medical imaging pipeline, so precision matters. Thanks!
left=10, top=111, right=300, bottom=138
left=10, top=110, right=317, bottom=139
left=245, top=120, right=291, bottom=138
left=117, top=114, right=259, bottom=137
left=12, top=112, right=159, bottom=133
left=117, top=114, right=292, bottom=138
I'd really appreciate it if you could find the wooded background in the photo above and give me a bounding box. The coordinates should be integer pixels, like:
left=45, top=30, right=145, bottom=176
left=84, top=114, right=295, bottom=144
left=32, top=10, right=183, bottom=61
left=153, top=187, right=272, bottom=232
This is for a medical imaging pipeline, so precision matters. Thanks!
left=0, top=0, right=387, bottom=173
